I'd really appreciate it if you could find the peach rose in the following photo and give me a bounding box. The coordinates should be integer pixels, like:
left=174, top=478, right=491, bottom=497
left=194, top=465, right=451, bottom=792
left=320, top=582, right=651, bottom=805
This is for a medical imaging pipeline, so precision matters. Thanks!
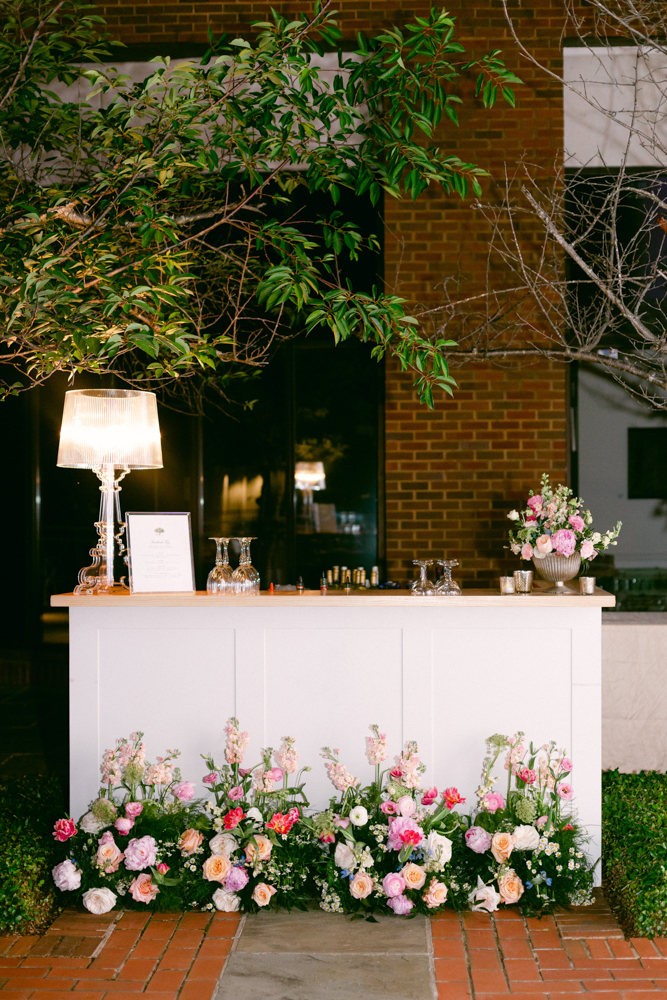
left=349, top=872, right=374, bottom=899
left=245, top=834, right=273, bottom=864
left=252, top=882, right=277, bottom=907
left=423, top=878, right=448, bottom=909
left=400, top=862, right=426, bottom=891
left=498, top=870, right=524, bottom=905
left=535, top=534, right=553, bottom=555
left=129, top=873, right=159, bottom=904
left=202, top=854, right=232, bottom=883
left=491, top=831, right=514, bottom=864
left=96, top=835, right=123, bottom=874
left=179, top=828, right=204, bottom=855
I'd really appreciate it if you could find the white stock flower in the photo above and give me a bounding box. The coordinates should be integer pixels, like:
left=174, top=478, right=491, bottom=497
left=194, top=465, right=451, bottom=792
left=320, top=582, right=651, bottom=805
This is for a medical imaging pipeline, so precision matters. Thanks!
left=334, top=842, right=355, bottom=870
left=209, top=832, right=238, bottom=857
left=426, top=831, right=452, bottom=864
left=213, top=888, right=241, bottom=911
left=349, top=806, right=368, bottom=827
left=82, top=887, right=117, bottom=914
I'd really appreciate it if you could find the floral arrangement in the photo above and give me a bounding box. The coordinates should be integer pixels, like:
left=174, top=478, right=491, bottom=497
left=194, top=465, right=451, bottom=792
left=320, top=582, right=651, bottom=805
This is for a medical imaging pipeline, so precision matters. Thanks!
left=507, top=474, right=621, bottom=565
left=449, top=733, right=594, bottom=915
left=51, top=722, right=594, bottom=918
left=311, top=727, right=466, bottom=916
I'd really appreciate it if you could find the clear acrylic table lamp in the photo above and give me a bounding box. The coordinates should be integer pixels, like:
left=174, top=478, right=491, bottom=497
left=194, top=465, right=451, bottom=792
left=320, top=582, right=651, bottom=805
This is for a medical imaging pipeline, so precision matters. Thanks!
left=57, top=389, right=163, bottom=594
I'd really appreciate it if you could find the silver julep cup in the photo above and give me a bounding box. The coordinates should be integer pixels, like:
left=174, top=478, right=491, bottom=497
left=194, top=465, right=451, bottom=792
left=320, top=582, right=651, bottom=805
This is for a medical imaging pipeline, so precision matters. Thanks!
left=579, top=577, right=596, bottom=595
left=499, top=576, right=516, bottom=594
left=514, top=570, right=533, bottom=594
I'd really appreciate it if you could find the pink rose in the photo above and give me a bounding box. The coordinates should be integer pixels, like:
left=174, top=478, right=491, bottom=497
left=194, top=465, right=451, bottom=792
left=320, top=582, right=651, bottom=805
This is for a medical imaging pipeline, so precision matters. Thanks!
left=125, top=802, right=143, bottom=818
left=382, top=872, right=406, bottom=898
left=557, top=782, right=574, bottom=801
left=482, top=792, right=505, bottom=813
left=552, top=528, right=576, bottom=557
left=124, top=835, right=157, bottom=870
left=380, top=801, right=397, bottom=815
left=423, top=878, right=448, bottom=909
left=421, top=787, right=438, bottom=806
left=580, top=540, right=596, bottom=560
left=527, top=495, right=542, bottom=512
left=130, top=872, right=159, bottom=904
left=569, top=514, right=585, bottom=531
left=114, top=817, right=134, bottom=835
left=350, top=872, right=374, bottom=899
left=229, top=786, right=244, bottom=801
left=465, top=826, right=492, bottom=853
left=225, top=866, right=249, bottom=892
left=203, top=773, right=218, bottom=785
left=387, top=816, right=424, bottom=851
left=521, top=542, right=533, bottom=560
left=397, top=795, right=416, bottom=817
left=535, top=534, right=553, bottom=555
left=387, top=894, right=414, bottom=915
left=266, top=768, right=284, bottom=783
left=53, top=818, right=77, bottom=842
left=172, top=782, right=196, bottom=802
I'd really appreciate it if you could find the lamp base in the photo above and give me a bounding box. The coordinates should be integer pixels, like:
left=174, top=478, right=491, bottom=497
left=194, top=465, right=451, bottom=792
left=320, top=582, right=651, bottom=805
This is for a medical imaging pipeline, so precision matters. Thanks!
left=74, top=465, right=130, bottom=594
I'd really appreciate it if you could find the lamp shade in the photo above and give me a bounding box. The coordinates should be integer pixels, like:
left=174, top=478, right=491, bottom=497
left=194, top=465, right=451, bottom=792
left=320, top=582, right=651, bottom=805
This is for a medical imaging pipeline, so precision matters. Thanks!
left=57, top=389, right=163, bottom=470
left=294, top=461, right=325, bottom=491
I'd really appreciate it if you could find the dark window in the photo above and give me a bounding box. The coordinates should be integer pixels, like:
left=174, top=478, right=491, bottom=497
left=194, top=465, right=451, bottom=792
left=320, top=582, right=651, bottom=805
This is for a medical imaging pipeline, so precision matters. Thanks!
left=628, top=427, right=667, bottom=498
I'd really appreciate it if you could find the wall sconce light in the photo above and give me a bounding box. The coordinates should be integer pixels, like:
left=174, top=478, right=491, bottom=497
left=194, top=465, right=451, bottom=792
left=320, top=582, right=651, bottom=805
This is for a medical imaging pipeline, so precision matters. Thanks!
left=294, top=461, right=326, bottom=491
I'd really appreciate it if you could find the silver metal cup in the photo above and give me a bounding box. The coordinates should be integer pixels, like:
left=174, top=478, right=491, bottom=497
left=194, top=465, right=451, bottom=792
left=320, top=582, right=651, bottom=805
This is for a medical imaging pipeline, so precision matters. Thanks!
left=514, top=570, right=534, bottom=594
left=579, top=576, right=596, bottom=595
left=499, top=576, right=516, bottom=594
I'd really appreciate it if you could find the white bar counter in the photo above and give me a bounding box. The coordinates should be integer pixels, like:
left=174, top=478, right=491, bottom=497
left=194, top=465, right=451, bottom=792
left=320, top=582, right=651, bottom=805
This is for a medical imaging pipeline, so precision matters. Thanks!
left=53, top=585, right=613, bottom=869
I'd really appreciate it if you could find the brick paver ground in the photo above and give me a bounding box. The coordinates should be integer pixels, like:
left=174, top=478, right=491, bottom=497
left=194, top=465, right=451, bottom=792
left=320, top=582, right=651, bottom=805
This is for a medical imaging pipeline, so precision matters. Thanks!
left=1, top=892, right=665, bottom=999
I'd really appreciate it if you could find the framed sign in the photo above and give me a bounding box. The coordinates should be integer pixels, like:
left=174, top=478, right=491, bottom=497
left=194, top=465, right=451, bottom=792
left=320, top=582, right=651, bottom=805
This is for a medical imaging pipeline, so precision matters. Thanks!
left=125, top=512, right=196, bottom=593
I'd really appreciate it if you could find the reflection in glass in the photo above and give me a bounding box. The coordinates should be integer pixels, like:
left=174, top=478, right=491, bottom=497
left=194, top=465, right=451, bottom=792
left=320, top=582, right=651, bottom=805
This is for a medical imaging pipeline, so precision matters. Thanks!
left=232, top=537, right=260, bottom=594
left=207, top=537, right=234, bottom=594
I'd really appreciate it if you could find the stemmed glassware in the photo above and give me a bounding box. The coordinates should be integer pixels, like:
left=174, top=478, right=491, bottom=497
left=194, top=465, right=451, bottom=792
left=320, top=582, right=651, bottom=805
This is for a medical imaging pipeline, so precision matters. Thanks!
left=207, top=537, right=234, bottom=594
left=435, top=559, right=461, bottom=596
left=232, top=537, right=260, bottom=595
left=411, top=559, right=436, bottom=595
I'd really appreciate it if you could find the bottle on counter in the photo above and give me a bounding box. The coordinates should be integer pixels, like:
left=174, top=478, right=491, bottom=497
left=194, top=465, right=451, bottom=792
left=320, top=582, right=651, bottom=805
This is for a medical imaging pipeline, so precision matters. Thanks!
left=371, top=566, right=379, bottom=588
left=297, top=576, right=304, bottom=595
left=327, top=569, right=333, bottom=586
left=332, top=566, right=340, bottom=588
left=320, top=573, right=328, bottom=595
left=344, top=575, right=352, bottom=594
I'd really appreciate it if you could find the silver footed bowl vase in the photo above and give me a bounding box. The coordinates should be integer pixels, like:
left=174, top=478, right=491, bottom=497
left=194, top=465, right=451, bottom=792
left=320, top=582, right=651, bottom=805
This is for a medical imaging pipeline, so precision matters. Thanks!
left=532, top=552, right=581, bottom=594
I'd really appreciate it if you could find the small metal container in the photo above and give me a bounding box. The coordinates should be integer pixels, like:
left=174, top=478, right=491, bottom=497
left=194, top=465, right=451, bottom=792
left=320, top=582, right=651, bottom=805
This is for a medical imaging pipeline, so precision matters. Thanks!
left=514, top=569, right=534, bottom=594
left=579, top=576, right=596, bottom=595
left=499, top=576, right=516, bottom=595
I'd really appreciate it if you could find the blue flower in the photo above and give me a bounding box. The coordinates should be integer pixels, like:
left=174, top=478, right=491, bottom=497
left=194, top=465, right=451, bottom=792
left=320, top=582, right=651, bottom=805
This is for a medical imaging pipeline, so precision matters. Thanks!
left=341, top=868, right=350, bottom=877
left=526, top=881, right=533, bottom=889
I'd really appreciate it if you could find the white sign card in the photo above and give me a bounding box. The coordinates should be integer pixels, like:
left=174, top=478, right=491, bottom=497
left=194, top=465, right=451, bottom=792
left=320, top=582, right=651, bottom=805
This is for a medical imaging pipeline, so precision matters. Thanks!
left=126, top=512, right=196, bottom=593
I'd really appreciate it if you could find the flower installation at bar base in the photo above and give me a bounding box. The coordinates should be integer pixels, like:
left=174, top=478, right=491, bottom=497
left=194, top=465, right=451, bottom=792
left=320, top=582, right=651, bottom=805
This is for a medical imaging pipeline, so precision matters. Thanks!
left=51, top=722, right=594, bottom=917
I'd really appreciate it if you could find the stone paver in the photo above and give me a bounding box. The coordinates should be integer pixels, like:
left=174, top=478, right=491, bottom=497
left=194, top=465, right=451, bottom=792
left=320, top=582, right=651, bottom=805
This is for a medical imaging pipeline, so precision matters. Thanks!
left=2, top=891, right=664, bottom=1000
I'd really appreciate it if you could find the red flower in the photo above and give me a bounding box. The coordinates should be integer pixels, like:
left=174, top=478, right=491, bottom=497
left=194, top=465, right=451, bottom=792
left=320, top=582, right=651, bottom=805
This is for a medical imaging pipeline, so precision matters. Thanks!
left=223, top=807, right=245, bottom=830
left=399, top=829, right=422, bottom=847
left=421, top=786, right=438, bottom=806
left=53, top=818, right=77, bottom=842
left=442, top=787, right=466, bottom=810
left=390, top=767, right=402, bottom=779
left=518, top=767, right=537, bottom=785
left=266, top=808, right=299, bottom=835
left=156, top=863, right=170, bottom=874
left=562, top=823, right=574, bottom=831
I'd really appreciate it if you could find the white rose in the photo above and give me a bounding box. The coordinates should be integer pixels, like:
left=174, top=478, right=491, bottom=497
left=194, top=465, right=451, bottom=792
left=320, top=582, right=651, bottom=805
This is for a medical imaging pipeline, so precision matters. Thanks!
left=246, top=807, right=263, bottom=824
left=82, top=887, right=117, bottom=914
left=80, top=811, right=106, bottom=834
left=426, top=831, right=452, bottom=864
left=507, top=510, right=520, bottom=521
left=209, top=832, right=238, bottom=857
left=512, top=825, right=541, bottom=851
left=212, top=888, right=240, bottom=912
left=52, top=860, right=81, bottom=891
left=334, top=841, right=355, bottom=870
left=469, top=877, right=501, bottom=913
left=349, top=806, right=368, bottom=827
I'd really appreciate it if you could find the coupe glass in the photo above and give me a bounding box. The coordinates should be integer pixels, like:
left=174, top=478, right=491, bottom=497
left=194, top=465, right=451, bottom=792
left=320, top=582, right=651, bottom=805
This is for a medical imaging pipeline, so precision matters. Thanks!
left=207, top=537, right=234, bottom=594
left=232, top=537, right=260, bottom=595
left=435, top=559, right=461, bottom=595
left=411, top=559, right=435, bottom=595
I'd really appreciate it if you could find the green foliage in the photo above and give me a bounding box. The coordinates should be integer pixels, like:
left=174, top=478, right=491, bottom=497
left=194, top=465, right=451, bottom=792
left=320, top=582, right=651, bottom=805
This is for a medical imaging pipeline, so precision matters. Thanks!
left=0, top=777, right=65, bottom=933
left=0, top=0, right=520, bottom=406
left=602, top=770, right=667, bottom=937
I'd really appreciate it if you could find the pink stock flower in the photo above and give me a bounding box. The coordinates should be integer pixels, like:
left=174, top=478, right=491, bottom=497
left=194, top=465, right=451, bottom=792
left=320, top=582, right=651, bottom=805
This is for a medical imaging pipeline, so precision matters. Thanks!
left=124, top=835, right=157, bottom=871
left=552, top=528, right=576, bottom=557
left=224, top=718, right=250, bottom=766
left=527, top=495, right=543, bottom=512
left=569, top=514, right=585, bottom=531
left=382, top=872, right=406, bottom=898
left=225, top=866, right=249, bottom=892
left=421, top=787, right=438, bottom=806
left=557, top=782, right=574, bottom=801
left=125, top=802, right=143, bottom=818
left=114, top=817, right=134, bottom=836
left=275, top=737, right=299, bottom=775
left=521, top=542, right=533, bottom=560
left=517, top=767, right=537, bottom=785
left=380, top=801, right=397, bottom=815
left=156, top=863, right=170, bottom=874
left=387, top=894, right=414, bottom=915
left=465, top=826, right=492, bottom=854
left=397, top=795, right=416, bottom=817
left=53, top=818, right=77, bottom=842
left=387, top=816, right=424, bottom=851
left=324, top=760, right=359, bottom=793
left=482, top=792, right=505, bottom=813
left=203, top=772, right=219, bottom=785
left=580, top=540, right=596, bottom=560
left=172, top=782, right=196, bottom=802
left=129, top=872, right=159, bottom=904
left=228, top=786, right=244, bottom=801
left=366, top=725, right=388, bottom=766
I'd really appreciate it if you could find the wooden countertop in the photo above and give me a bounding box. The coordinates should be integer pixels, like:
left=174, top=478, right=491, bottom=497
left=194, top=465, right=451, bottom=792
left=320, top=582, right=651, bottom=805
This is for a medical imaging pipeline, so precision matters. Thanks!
left=51, top=584, right=615, bottom=608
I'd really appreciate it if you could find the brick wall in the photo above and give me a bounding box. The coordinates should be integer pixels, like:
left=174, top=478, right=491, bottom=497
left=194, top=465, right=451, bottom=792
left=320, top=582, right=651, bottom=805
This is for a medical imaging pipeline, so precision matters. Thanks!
left=95, top=0, right=572, bottom=587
